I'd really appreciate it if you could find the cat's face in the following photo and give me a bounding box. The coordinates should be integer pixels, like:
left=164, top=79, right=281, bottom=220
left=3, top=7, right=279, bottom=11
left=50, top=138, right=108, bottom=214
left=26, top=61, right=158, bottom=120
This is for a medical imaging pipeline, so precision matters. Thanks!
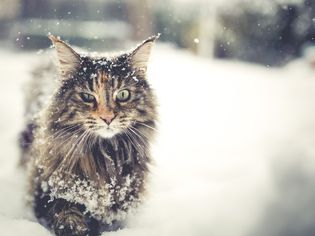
left=49, top=35, right=157, bottom=139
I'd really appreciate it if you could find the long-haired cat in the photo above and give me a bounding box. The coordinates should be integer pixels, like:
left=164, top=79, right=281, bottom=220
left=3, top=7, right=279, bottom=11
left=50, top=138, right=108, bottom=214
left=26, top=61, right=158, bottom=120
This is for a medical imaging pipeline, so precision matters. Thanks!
left=21, top=35, right=158, bottom=236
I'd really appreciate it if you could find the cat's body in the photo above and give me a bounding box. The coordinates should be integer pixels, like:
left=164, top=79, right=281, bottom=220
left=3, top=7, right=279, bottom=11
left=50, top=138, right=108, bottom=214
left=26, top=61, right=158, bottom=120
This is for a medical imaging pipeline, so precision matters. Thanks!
left=21, top=35, right=158, bottom=236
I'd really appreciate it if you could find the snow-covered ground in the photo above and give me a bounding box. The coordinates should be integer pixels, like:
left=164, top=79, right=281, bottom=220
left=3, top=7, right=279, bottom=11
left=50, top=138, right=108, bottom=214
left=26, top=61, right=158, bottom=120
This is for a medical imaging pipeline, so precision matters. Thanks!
left=2, top=45, right=315, bottom=236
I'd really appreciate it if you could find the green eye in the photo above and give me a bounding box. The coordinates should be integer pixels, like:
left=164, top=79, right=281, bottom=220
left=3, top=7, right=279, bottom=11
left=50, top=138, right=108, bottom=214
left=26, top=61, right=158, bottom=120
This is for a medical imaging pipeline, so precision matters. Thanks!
left=80, top=92, right=95, bottom=103
left=116, top=89, right=130, bottom=102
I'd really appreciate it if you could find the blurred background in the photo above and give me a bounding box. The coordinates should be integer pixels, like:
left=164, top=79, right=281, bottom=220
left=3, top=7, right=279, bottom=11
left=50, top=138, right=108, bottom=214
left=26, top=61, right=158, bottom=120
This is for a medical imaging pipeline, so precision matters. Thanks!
left=1, top=0, right=315, bottom=66
left=2, top=0, right=315, bottom=236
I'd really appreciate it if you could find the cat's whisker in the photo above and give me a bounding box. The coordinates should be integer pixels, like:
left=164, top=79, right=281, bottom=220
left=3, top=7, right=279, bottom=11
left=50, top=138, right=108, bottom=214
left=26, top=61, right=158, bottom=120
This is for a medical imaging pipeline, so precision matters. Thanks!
left=45, top=124, right=80, bottom=140
left=132, top=128, right=155, bottom=148
left=62, top=129, right=88, bottom=166
left=135, top=122, right=157, bottom=131
left=129, top=126, right=150, bottom=141
left=77, top=129, right=92, bottom=150
left=128, top=126, right=155, bottom=147
left=85, top=132, right=96, bottom=153
left=56, top=129, right=83, bottom=146
left=125, top=129, right=146, bottom=156
left=54, top=123, right=84, bottom=135
left=66, top=130, right=91, bottom=169
left=81, top=130, right=95, bottom=154
left=127, top=127, right=146, bottom=145
left=123, top=131, right=139, bottom=156
left=76, top=119, right=97, bottom=124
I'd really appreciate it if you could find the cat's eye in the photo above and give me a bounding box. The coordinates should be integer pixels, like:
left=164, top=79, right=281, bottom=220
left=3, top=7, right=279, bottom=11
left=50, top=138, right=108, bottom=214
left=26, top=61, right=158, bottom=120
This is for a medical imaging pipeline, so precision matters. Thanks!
left=116, top=89, right=130, bottom=102
left=80, top=92, right=95, bottom=103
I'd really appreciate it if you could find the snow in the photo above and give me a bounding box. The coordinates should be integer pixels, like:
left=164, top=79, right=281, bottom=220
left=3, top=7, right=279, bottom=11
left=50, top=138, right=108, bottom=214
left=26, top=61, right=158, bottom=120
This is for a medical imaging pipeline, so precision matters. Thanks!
left=44, top=171, right=142, bottom=224
left=0, top=216, right=51, bottom=236
left=1, top=45, right=315, bottom=235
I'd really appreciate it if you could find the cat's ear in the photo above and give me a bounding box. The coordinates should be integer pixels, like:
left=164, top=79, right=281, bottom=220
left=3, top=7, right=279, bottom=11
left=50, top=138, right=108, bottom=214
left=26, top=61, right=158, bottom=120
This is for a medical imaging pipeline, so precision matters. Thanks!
left=48, top=35, right=81, bottom=78
left=130, top=34, right=160, bottom=77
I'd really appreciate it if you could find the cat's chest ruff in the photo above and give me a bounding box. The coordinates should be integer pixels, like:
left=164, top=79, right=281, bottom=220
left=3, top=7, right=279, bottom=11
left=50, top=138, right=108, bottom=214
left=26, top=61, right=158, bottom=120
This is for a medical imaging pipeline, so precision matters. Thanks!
left=41, top=171, right=144, bottom=224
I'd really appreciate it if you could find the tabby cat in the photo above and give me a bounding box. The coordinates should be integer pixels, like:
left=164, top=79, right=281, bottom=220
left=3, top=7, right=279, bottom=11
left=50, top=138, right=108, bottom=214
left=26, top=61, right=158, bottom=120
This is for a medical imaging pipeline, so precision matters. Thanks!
left=21, top=35, right=158, bottom=236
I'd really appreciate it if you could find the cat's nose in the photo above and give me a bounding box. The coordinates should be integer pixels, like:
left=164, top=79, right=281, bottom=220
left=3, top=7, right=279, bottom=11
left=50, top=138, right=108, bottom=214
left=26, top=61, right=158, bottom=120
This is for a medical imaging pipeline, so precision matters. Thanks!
left=100, top=113, right=115, bottom=125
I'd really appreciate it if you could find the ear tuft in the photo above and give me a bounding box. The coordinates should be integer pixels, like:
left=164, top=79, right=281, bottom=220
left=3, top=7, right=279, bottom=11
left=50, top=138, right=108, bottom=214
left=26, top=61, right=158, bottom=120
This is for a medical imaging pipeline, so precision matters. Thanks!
left=130, top=34, right=160, bottom=77
left=48, top=35, right=81, bottom=78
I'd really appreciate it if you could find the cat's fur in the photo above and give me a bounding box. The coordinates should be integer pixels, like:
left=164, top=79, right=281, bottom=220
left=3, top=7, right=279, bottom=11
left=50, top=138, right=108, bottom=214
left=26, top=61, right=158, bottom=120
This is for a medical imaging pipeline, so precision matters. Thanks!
left=21, top=35, right=158, bottom=236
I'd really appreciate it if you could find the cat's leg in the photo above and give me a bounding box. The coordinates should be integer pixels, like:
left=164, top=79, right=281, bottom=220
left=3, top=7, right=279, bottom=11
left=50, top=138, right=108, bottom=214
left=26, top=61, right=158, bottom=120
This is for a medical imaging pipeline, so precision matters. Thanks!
left=34, top=194, right=97, bottom=236
left=50, top=204, right=89, bottom=236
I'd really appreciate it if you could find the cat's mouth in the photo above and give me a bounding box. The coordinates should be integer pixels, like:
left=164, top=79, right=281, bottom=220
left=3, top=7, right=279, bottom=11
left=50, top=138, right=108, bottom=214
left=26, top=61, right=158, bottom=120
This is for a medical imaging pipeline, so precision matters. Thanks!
left=94, top=126, right=119, bottom=139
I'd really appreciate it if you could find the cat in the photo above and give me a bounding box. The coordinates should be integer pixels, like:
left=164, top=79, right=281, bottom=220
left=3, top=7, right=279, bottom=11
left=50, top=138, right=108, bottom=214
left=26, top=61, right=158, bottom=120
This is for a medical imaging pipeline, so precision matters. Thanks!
left=21, top=34, right=158, bottom=236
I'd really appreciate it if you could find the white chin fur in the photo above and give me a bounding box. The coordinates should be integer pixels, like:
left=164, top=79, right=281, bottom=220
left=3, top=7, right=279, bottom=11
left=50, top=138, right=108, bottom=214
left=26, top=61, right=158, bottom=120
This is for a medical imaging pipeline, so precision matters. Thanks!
left=95, top=127, right=118, bottom=139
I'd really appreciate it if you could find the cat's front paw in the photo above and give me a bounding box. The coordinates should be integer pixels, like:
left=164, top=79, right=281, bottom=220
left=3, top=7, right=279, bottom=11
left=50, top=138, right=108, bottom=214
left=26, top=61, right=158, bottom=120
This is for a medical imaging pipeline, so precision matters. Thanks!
left=53, top=209, right=89, bottom=236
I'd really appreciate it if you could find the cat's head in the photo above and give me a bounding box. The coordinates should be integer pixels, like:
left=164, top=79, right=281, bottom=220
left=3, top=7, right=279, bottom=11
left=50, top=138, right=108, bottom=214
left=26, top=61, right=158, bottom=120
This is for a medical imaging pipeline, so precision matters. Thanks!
left=48, top=35, right=158, bottom=139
